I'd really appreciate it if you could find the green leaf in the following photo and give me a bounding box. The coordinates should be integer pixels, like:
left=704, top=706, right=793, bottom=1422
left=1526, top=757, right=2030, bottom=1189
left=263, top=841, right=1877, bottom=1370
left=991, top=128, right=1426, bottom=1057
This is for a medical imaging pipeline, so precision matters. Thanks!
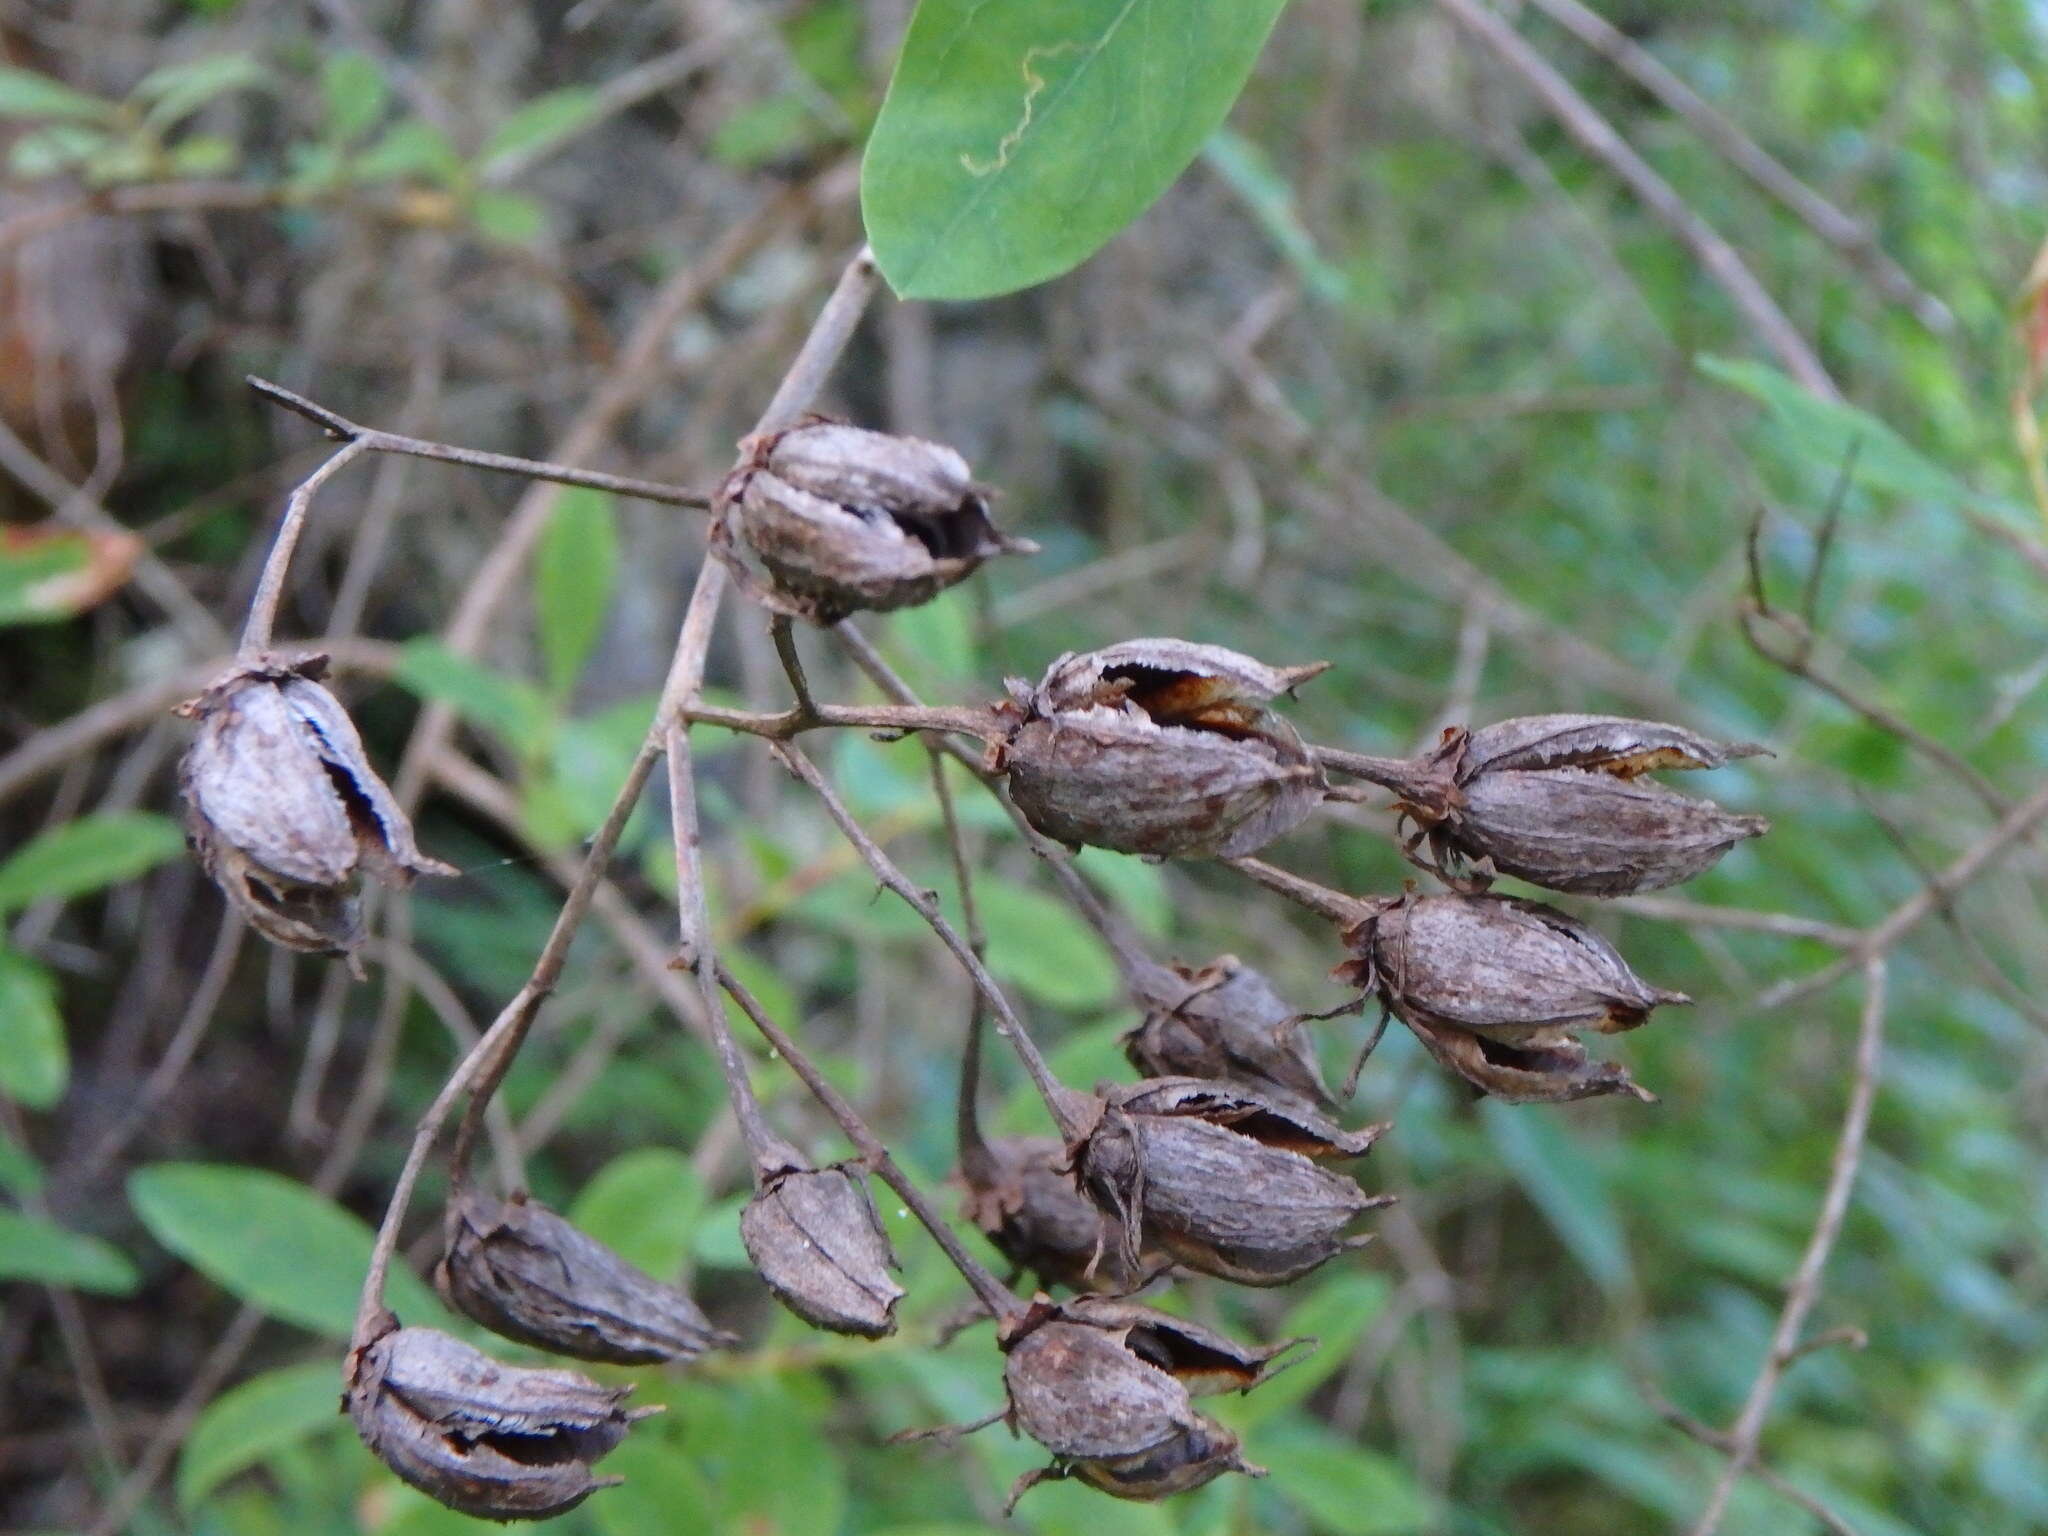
left=128, top=1163, right=446, bottom=1338
left=1259, top=1422, right=1433, bottom=1534
left=0, top=1207, right=137, bottom=1293
left=1482, top=1101, right=1632, bottom=1294
left=349, top=119, right=463, bottom=186
left=0, top=66, right=115, bottom=123
left=862, top=0, right=1292, bottom=299
left=7, top=123, right=109, bottom=180
left=568, top=1148, right=704, bottom=1281
left=320, top=52, right=387, bottom=142
left=534, top=489, right=618, bottom=695
left=176, top=1362, right=339, bottom=1509
left=1072, top=846, right=1171, bottom=938
left=394, top=637, right=553, bottom=750
left=479, top=86, right=602, bottom=170
left=975, top=881, right=1118, bottom=1009
left=132, top=53, right=267, bottom=131
left=0, top=1123, right=43, bottom=1197
left=0, top=812, right=184, bottom=915
left=470, top=188, right=547, bottom=246
left=0, top=948, right=66, bottom=1107
left=1699, top=356, right=1990, bottom=509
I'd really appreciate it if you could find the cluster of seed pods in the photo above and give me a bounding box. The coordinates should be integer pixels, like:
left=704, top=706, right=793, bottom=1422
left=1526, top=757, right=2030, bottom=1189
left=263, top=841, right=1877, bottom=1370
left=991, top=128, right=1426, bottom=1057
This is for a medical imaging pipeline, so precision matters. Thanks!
left=176, top=419, right=1767, bottom=1516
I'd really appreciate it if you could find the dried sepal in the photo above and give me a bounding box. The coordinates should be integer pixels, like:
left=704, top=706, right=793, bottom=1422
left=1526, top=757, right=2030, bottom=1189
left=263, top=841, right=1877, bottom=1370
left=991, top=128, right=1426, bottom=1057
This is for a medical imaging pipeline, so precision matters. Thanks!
left=1122, top=956, right=1336, bottom=1108
left=436, top=1190, right=734, bottom=1365
left=740, top=1163, right=905, bottom=1338
left=997, top=639, right=1329, bottom=859
left=1457, top=714, right=1767, bottom=777
left=1395, top=715, right=1769, bottom=896
left=346, top=1324, right=638, bottom=1522
left=1072, top=1087, right=1390, bottom=1286
left=1341, top=893, right=1682, bottom=1103
left=958, top=1134, right=1134, bottom=1293
left=176, top=652, right=452, bottom=959
left=1104, top=1077, right=1385, bottom=1160
left=1399, top=1010, right=1652, bottom=1104
left=717, top=420, right=1032, bottom=624
left=1057, top=1294, right=1312, bottom=1396
left=998, top=1301, right=1267, bottom=1510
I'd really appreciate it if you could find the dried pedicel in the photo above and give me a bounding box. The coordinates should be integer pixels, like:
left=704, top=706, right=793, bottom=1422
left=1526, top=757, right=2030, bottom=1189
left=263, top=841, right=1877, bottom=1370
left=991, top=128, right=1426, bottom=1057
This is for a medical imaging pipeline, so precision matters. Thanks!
left=1396, top=714, right=1768, bottom=895
left=740, top=1163, right=905, bottom=1337
left=1072, top=1079, right=1390, bottom=1285
left=176, top=652, right=452, bottom=959
left=1122, top=956, right=1336, bottom=1107
left=997, top=639, right=1329, bottom=859
left=999, top=1301, right=1265, bottom=1510
left=346, top=1325, right=640, bottom=1521
left=436, top=1190, right=734, bottom=1365
left=1342, top=892, right=1687, bottom=1103
left=717, top=420, right=1032, bottom=623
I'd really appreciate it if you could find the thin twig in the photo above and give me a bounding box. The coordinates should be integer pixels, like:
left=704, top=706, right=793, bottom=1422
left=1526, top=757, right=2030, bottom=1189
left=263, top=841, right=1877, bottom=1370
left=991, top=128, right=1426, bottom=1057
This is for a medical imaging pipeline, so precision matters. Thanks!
left=237, top=437, right=371, bottom=654
left=1688, top=957, right=1887, bottom=1536
left=716, top=963, right=1019, bottom=1319
left=246, top=377, right=715, bottom=510
left=1433, top=0, right=1840, bottom=400
left=767, top=741, right=1087, bottom=1139
left=1644, top=1386, right=1863, bottom=1536
left=682, top=698, right=998, bottom=742
left=1756, top=773, right=2048, bottom=1012
left=1522, top=0, right=1949, bottom=333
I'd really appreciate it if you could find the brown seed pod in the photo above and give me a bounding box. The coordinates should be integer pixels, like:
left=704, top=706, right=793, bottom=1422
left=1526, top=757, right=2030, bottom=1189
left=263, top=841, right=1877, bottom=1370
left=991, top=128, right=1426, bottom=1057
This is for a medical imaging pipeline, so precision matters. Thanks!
left=997, top=639, right=1329, bottom=859
left=175, top=653, right=453, bottom=959
left=1342, top=893, right=1685, bottom=1103
left=716, top=420, right=1032, bottom=623
left=958, top=1134, right=1134, bottom=1293
left=435, top=1191, right=734, bottom=1366
left=345, top=1325, right=639, bottom=1522
left=740, top=1164, right=905, bottom=1338
left=1105, top=1077, right=1385, bottom=1160
left=1122, top=956, right=1336, bottom=1108
left=1072, top=1082, right=1390, bottom=1286
left=1398, top=714, right=1768, bottom=896
left=998, top=1303, right=1265, bottom=1510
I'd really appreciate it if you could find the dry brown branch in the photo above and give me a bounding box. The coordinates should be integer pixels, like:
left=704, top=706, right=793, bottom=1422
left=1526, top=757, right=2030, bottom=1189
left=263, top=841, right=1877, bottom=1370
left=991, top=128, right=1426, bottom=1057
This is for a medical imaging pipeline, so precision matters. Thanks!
left=1523, top=0, right=1949, bottom=333
left=1688, top=957, right=1887, bottom=1535
left=1432, top=0, right=1840, bottom=400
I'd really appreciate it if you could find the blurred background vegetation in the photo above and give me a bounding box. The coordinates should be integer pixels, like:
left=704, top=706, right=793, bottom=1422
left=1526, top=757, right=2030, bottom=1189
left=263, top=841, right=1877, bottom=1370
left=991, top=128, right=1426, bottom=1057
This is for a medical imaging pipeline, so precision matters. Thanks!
left=2, top=0, right=2047, bottom=1532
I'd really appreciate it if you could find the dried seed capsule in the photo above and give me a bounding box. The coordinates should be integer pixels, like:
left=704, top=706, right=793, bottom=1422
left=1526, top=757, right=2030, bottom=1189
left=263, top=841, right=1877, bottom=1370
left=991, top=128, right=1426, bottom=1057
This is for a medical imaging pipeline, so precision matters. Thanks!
left=436, top=1191, right=734, bottom=1365
left=999, top=1301, right=1266, bottom=1510
left=176, top=653, right=452, bottom=960
left=1400, top=714, right=1768, bottom=895
left=997, top=639, right=1329, bottom=859
left=1122, top=956, right=1336, bottom=1108
left=958, top=1134, right=1134, bottom=1293
left=346, top=1325, right=638, bottom=1522
left=1073, top=1082, right=1390, bottom=1286
left=717, top=420, right=1032, bottom=623
left=740, top=1164, right=905, bottom=1337
left=1341, top=893, right=1684, bottom=1103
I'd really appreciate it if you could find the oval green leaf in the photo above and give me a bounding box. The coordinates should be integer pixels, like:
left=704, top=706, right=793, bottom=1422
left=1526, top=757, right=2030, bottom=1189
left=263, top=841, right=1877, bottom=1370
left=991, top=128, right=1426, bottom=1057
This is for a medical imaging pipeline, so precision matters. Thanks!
left=862, top=0, right=1292, bottom=300
left=128, top=1163, right=447, bottom=1338
left=534, top=488, right=618, bottom=696
left=975, top=880, right=1118, bottom=1010
left=176, top=1361, right=340, bottom=1509
left=0, top=948, right=66, bottom=1107
left=0, top=1207, right=138, bottom=1293
left=0, top=811, right=184, bottom=915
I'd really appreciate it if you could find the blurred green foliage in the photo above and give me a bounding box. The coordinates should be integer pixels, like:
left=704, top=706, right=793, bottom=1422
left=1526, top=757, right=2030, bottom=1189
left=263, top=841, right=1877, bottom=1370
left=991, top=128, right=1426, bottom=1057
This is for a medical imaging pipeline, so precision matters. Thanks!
left=5, top=0, right=2048, bottom=1533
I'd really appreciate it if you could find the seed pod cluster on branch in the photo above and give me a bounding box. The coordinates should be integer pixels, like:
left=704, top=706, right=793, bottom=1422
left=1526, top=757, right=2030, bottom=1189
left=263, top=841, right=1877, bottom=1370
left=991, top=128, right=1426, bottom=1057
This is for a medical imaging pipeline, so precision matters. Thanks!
left=205, top=354, right=1773, bottom=1525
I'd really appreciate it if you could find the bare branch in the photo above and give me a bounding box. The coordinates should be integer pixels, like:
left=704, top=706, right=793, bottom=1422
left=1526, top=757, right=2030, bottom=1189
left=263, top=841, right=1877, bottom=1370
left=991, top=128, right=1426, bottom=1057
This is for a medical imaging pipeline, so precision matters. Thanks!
left=1688, top=957, right=1887, bottom=1536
